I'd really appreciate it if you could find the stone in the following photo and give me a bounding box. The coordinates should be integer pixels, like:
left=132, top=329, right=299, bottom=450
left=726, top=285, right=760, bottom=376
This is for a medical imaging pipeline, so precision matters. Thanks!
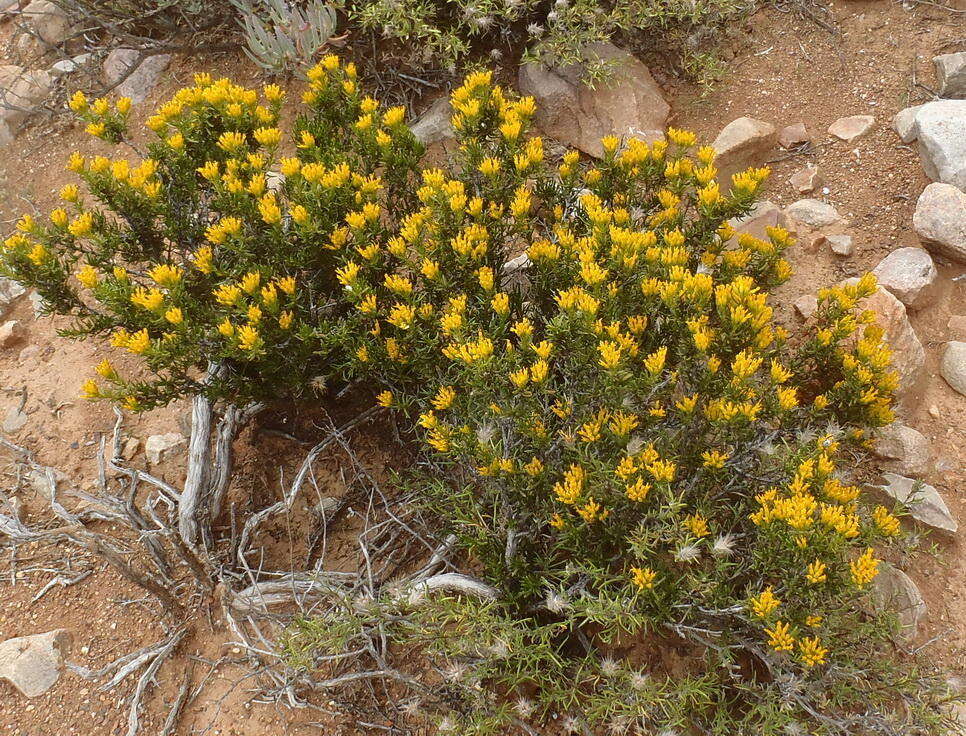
left=934, top=52, right=966, bottom=99
left=875, top=472, right=957, bottom=533
left=874, top=422, right=933, bottom=476
left=711, top=117, right=776, bottom=185
left=121, top=437, right=140, bottom=460
left=785, top=198, right=841, bottom=229
left=871, top=563, right=926, bottom=641
left=949, top=315, right=966, bottom=341
left=0, top=629, right=71, bottom=697
left=2, top=406, right=27, bottom=434
left=828, top=114, right=875, bottom=142
left=827, top=234, right=854, bottom=257
left=144, top=432, right=185, bottom=464
left=0, top=277, right=26, bottom=316
left=18, top=0, right=72, bottom=47
left=893, top=105, right=923, bottom=143
left=789, top=164, right=822, bottom=193
left=27, top=290, right=45, bottom=317
left=518, top=42, right=670, bottom=159
left=315, top=496, right=341, bottom=514
left=940, top=341, right=966, bottom=396
left=872, top=247, right=940, bottom=310
left=777, top=122, right=809, bottom=149
left=410, top=96, right=454, bottom=147
left=913, top=182, right=966, bottom=264
left=103, top=49, right=171, bottom=105
left=0, top=65, right=52, bottom=128
left=727, top=199, right=786, bottom=241
left=0, top=320, right=24, bottom=348
left=910, top=100, right=966, bottom=190
left=851, top=283, right=925, bottom=405
left=793, top=294, right=818, bottom=320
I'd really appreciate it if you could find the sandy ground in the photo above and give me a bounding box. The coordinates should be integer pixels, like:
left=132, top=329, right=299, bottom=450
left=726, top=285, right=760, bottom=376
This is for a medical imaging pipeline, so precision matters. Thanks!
left=0, top=0, right=964, bottom=733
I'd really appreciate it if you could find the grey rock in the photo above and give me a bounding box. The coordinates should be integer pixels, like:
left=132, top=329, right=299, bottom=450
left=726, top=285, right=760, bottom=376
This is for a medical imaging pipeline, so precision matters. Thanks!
left=49, top=53, right=89, bottom=78
left=785, top=198, right=841, bottom=228
left=913, top=182, right=966, bottom=264
left=2, top=406, right=27, bottom=434
left=0, top=629, right=71, bottom=697
left=518, top=42, right=670, bottom=159
left=121, top=437, right=139, bottom=460
left=19, top=0, right=72, bottom=46
left=0, top=320, right=24, bottom=348
left=789, top=164, right=822, bottom=193
left=828, top=114, right=875, bottom=142
left=410, top=96, right=454, bottom=147
left=934, top=52, right=966, bottom=99
left=893, top=105, right=923, bottom=143
left=876, top=472, right=957, bottom=533
left=103, top=49, right=170, bottom=104
left=0, top=65, right=52, bottom=128
left=940, top=341, right=966, bottom=397
left=711, top=117, right=776, bottom=185
left=27, top=290, right=45, bottom=318
left=777, top=122, right=809, bottom=149
left=871, top=563, right=926, bottom=641
left=874, top=422, right=933, bottom=476
left=793, top=294, right=818, bottom=320
left=911, top=100, right=966, bottom=190
left=144, top=432, right=185, bottom=465
left=0, top=277, right=26, bottom=316
left=872, top=247, right=940, bottom=310
left=827, top=234, right=854, bottom=257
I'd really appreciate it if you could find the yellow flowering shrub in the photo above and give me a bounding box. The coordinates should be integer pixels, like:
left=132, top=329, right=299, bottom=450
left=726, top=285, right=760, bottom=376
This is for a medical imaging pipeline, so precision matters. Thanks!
left=1, top=64, right=423, bottom=409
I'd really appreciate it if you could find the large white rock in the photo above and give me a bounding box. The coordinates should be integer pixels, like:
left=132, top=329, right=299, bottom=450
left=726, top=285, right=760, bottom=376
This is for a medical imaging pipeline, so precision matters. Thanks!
left=934, top=52, right=966, bottom=99
left=103, top=49, right=171, bottom=105
left=0, top=629, right=71, bottom=697
left=785, top=198, right=841, bottom=229
left=940, top=341, right=966, bottom=397
left=144, top=432, right=185, bottom=465
left=518, top=42, right=669, bottom=159
left=727, top=200, right=786, bottom=242
left=871, top=563, right=927, bottom=641
left=893, top=105, right=923, bottom=143
left=872, top=247, right=940, bottom=310
left=913, top=182, right=966, bottom=264
left=875, top=473, right=957, bottom=533
left=0, top=65, right=52, bottom=128
left=874, top=422, right=933, bottom=477
left=17, top=0, right=72, bottom=49
left=711, top=117, right=776, bottom=186
left=828, top=114, right=875, bottom=143
left=909, top=100, right=966, bottom=191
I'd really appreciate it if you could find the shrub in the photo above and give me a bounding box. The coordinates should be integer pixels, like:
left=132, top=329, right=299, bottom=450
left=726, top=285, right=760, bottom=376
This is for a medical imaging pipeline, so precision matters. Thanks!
left=0, top=65, right=422, bottom=411
left=294, top=71, right=950, bottom=732
left=230, top=0, right=338, bottom=74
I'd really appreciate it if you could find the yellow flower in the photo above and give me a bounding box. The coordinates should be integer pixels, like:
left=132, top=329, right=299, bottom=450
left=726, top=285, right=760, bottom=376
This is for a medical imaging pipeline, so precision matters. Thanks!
left=80, top=378, right=100, bottom=399
left=872, top=505, right=900, bottom=537
left=805, top=559, right=827, bottom=584
left=376, top=390, right=394, bottom=408
left=749, top=587, right=781, bottom=618
left=59, top=184, right=79, bottom=202
left=148, top=264, right=183, bottom=288
left=193, top=246, right=214, bottom=274
left=68, top=90, right=88, bottom=112
left=276, top=276, right=296, bottom=295
left=95, top=359, right=117, bottom=380
left=116, top=97, right=132, bottom=115
left=237, top=324, right=260, bottom=351
left=630, top=566, right=657, bottom=590
left=68, top=212, right=94, bottom=237
left=126, top=329, right=151, bottom=354
left=218, top=319, right=235, bottom=337
left=214, top=284, right=242, bottom=306
left=850, top=548, right=879, bottom=588
left=217, top=131, right=248, bottom=153
left=432, top=386, right=456, bottom=411
left=797, top=636, right=827, bottom=667
left=254, top=127, right=281, bottom=147
left=164, top=307, right=184, bottom=325
left=491, top=292, right=510, bottom=316
left=76, top=264, right=99, bottom=289
left=240, top=271, right=261, bottom=294
left=278, top=311, right=293, bottom=329
left=167, top=132, right=184, bottom=150
left=131, top=287, right=165, bottom=311
left=765, top=621, right=795, bottom=652
left=685, top=513, right=710, bottom=538
left=701, top=449, right=729, bottom=469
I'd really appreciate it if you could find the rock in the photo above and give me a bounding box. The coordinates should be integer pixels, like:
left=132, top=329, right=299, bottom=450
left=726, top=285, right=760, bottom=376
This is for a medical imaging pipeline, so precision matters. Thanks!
left=18, top=0, right=72, bottom=47
left=103, top=49, right=171, bottom=104
left=827, top=234, right=854, bottom=257
left=144, top=432, right=185, bottom=464
left=828, top=115, right=875, bottom=142
left=0, top=320, right=24, bottom=348
left=789, top=164, right=822, bottom=193
left=0, top=277, right=26, bottom=316
left=17, top=345, right=39, bottom=365
left=2, top=406, right=27, bottom=434
left=875, top=472, right=957, bottom=533
left=934, top=52, right=966, bottom=99
left=871, top=563, right=926, bottom=641
left=871, top=247, right=940, bottom=310
left=913, top=182, right=966, bottom=264
left=121, top=437, right=139, bottom=460
left=777, top=122, right=809, bottom=149
left=910, top=100, right=966, bottom=190
left=852, top=283, right=925, bottom=406
left=940, top=341, right=966, bottom=396
left=874, top=422, right=933, bottom=476
left=410, top=96, right=454, bottom=146
left=49, top=53, right=89, bottom=78
left=0, top=65, right=52, bottom=128
left=0, top=629, right=71, bottom=697
left=711, top=117, right=776, bottom=185
left=892, top=105, right=923, bottom=143
left=27, top=290, right=45, bottom=318
left=727, top=199, right=786, bottom=241
left=785, top=198, right=841, bottom=229
left=314, top=496, right=341, bottom=514
left=26, top=466, right=67, bottom=500
left=948, top=315, right=966, bottom=341
left=793, top=294, right=818, bottom=320
left=518, top=42, right=670, bottom=159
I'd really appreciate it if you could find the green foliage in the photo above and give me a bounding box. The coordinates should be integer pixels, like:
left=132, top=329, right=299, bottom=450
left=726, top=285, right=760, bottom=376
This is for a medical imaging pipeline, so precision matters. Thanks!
left=230, top=0, right=338, bottom=74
